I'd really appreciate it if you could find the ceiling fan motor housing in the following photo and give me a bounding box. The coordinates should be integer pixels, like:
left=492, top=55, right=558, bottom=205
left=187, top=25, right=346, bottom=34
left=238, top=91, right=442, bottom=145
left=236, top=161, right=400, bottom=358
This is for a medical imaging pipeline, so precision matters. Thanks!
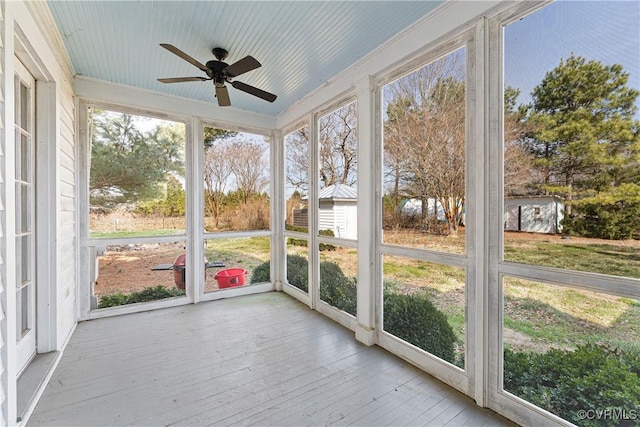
left=158, top=43, right=277, bottom=105
left=212, top=47, right=228, bottom=60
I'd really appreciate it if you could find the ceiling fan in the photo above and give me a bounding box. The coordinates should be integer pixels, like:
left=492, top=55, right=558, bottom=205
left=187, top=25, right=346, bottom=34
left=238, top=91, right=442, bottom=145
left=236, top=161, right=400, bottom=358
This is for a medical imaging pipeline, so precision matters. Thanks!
left=157, top=44, right=277, bottom=107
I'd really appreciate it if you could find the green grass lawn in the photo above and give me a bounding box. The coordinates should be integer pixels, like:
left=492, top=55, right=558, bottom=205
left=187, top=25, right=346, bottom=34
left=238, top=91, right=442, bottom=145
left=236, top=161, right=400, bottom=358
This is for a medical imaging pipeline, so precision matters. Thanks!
left=381, top=240, right=639, bottom=355
left=505, top=242, right=640, bottom=278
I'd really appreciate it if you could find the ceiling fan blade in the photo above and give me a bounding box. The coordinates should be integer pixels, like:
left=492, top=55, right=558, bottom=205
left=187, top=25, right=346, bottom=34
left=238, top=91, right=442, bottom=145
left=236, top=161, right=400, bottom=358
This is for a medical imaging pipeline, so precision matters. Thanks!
left=231, top=81, right=277, bottom=103
left=223, top=56, right=261, bottom=78
left=215, top=84, right=231, bottom=107
left=160, top=43, right=209, bottom=72
left=158, top=77, right=210, bottom=83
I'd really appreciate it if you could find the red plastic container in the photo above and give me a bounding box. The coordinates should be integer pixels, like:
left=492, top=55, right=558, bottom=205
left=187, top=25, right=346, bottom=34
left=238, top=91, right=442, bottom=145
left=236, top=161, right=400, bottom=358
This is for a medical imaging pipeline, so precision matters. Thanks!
left=214, top=268, right=247, bottom=288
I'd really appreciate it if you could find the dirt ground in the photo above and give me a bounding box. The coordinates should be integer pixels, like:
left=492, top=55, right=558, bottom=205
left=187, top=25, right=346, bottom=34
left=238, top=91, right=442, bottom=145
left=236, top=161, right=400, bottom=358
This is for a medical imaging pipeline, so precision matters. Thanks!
left=95, top=231, right=639, bottom=298
left=95, top=242, right=233, bottom=296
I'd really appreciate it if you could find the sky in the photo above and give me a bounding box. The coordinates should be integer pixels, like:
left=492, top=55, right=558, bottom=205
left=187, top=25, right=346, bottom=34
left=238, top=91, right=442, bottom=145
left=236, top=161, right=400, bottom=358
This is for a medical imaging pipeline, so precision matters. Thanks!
left=504, top=0, right=640, bottom=115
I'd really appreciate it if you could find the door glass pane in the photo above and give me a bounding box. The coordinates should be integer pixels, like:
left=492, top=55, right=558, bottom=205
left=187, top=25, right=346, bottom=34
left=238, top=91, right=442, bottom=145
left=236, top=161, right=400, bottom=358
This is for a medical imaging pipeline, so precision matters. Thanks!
left=15, top=184, right=21, bottom=233
left=21, top=234, right=31, bottom=284
left=21, top=286, right=30, bottom=335
left=15, top=183, right=33, bottom=234
left=14, top=131, right=31, bottom=183
left=15, top=235, right=22, bottom=285
left=15, top=287, right=30, bottom=340
left=20, top=81, right=29, bottom=130
left=21, top=133, right=30, bottom=183
left=16, top=289, right=23, bottom=340
left=21, top=184, right=30, bottom=233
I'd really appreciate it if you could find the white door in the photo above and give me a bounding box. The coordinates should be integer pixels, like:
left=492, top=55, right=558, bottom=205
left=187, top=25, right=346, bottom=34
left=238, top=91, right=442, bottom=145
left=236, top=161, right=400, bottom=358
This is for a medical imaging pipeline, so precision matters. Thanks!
left=505, top=205, right=520, bottom=231
left=15, top=59, right=37, bottom=374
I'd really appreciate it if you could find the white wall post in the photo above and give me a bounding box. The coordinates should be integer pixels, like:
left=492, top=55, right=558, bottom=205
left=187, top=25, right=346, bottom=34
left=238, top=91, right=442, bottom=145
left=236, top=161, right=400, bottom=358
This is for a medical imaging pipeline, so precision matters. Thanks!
left=354, top=77, right=377, bottom=346
left=187, top=118, right=204, bottom=303
left=271, top=130, right=285, bottom=291
left=308, top=114, right=319, bottom=309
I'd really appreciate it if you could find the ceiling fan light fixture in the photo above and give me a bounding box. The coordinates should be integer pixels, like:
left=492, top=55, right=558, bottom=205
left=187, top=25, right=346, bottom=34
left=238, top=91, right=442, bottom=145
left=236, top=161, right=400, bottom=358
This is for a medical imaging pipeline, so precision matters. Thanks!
left=157, top=43, right=277, bottom=107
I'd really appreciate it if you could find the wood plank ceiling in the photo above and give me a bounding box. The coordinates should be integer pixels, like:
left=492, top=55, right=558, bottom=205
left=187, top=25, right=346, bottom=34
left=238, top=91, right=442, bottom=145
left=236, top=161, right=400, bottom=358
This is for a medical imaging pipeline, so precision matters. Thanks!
left=46, top=1, right=443, bottom=117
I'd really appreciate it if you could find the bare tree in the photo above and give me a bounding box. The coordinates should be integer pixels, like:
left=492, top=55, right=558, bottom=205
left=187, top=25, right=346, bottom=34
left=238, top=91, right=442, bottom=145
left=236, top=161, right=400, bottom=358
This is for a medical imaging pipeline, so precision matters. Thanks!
left=383, top=98, right=414, bottom=213
left=228, top=139, right=269, bottom=203
left=285, top=127, right=310, bottom=197
left=319, top=102, right=358, bottom=188
left=203, top=144, right=233, bottom=228
left=503, top=86, right=536, bottom=196
left=384, top=49, right=466, bottom=236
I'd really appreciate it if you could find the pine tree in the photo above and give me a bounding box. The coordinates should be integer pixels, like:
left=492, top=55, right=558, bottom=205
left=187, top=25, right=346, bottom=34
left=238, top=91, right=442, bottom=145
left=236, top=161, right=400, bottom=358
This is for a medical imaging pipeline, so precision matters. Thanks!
left=527, top=55, right=639, bottom=215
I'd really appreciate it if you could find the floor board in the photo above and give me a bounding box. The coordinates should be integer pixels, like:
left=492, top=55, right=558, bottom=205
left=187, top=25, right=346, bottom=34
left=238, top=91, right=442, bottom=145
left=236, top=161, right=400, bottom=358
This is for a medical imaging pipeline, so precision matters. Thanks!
left=28, top=292, right=514, bottom=427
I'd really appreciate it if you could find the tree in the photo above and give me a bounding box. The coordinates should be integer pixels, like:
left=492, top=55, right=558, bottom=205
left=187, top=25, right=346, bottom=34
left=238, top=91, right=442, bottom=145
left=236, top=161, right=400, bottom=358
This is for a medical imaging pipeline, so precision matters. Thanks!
left=228, top=139, right=269, bottom=203
left=164, top=175, right=186, bottom=216
left=383, top=97, right=414, bottom=215
left=383, top=49, right=466, bottom=236
left=285, top=103, right=358, bottom=194
left=203, top=143, right=233, bottom=228
left=204, top=126, right=237, bottom=148
left=285, top=127, right=310, bottom=197
left=318, top=102, right=358, bottom=188
left=504, top=86, right=536, bottom=196
left=89, top=110, right=184, bottom=209
left=526, top=55, right=640, bottom=215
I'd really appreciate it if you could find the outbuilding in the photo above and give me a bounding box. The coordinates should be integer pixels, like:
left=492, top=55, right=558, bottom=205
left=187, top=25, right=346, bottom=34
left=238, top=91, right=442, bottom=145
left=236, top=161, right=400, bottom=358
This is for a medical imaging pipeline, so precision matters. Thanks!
left=504, top=195, right=564, bottom=234
left=318, top=184, right=358, bottom=239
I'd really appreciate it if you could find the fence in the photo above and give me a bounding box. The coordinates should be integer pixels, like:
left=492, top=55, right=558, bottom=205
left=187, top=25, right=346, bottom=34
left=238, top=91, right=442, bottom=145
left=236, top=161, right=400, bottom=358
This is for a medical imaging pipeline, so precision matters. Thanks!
left=90, top=214, right=186, bottom=232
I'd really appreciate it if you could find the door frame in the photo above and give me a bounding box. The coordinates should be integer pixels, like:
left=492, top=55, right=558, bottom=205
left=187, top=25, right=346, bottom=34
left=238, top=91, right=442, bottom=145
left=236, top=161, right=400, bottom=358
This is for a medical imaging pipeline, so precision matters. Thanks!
left=14, top=58, right=37, bottom=375
left=14, top=28, right=60, bottom=361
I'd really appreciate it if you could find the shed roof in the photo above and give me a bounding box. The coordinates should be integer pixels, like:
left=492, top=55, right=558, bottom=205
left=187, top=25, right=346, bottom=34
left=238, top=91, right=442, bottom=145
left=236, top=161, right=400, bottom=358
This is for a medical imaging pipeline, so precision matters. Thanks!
left=318, top=184, right=357, bottom=201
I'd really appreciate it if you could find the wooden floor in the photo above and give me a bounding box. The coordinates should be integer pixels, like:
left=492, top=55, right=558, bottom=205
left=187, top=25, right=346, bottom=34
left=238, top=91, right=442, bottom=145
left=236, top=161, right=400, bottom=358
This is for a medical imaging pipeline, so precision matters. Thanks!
left=29, top=292, right=514, bottom=426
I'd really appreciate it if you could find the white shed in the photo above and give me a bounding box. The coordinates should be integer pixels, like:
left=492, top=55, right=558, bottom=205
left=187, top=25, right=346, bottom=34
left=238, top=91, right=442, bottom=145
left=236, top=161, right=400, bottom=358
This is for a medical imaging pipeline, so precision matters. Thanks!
left=318, top=184, right=358, bottom=239
left=504, top=196, right=564, bottom=234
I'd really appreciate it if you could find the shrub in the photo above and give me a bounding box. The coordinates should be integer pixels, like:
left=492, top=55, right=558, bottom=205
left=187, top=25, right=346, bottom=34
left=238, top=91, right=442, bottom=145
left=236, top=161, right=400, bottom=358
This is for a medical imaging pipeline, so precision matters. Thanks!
left=251, top=254, right=309, bottom=292
left=383, top=292, right=457, bottom=364
left=288, top=237, right=308, bottom=247
left=98, top=285, right=184, bottom=308
left=286, top=229, right=337, bottom=251
left=219, top=198, right=270, bottom=231
left=251, top=260, right=271, bottom=284
left=504, top=344, right=640, bottom=426
left=287, top=255, right=309, bottom=291
left=320, top=261, right=356, bottom=316
left=285, top=224, right=308, bottom=233
left=251, top=256, right=356, bottom=315
left=563, top=184, right=640, bottom=240
left=318, top=229, right=337, bottom=251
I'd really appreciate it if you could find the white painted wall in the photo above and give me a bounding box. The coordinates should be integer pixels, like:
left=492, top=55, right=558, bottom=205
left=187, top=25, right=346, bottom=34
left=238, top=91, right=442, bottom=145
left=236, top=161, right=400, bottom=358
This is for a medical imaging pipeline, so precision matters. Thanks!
left=0, top=4, right=9, bottom=424
left=318, top=201, right=358, bottom=240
